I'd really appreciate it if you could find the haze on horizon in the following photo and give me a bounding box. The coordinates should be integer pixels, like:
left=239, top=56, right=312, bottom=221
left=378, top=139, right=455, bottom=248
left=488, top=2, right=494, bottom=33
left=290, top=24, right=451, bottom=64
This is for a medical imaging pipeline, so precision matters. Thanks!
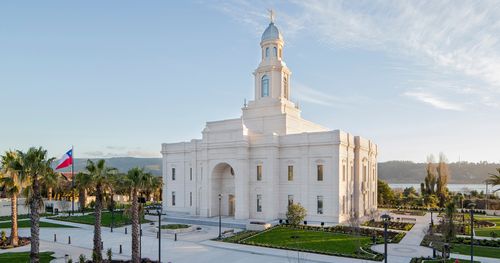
left=1, top=1, right=499, bottom=163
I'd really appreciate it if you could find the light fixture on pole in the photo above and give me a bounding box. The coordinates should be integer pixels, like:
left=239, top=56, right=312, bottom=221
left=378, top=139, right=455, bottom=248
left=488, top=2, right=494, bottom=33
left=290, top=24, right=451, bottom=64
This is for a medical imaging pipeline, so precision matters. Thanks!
left=157, top=209, right=166, bottom=263
left=468, top=202, right=476, bottom=263
left=381, top=214, right=391, bottom=263
left=218, top=193, right=222, bottom=239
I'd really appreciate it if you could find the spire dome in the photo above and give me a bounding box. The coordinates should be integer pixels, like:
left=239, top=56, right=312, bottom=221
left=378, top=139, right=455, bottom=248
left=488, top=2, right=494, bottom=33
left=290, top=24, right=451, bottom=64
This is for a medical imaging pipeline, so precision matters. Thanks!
left=261, top=9, right=282, bottom=42
left=261, top=22, right=282, bottom=42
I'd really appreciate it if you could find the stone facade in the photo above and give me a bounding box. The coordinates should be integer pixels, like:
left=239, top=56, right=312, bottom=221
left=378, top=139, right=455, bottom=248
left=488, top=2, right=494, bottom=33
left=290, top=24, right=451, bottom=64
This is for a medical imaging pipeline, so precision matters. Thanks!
left=161, top=19, right=377, bottom=224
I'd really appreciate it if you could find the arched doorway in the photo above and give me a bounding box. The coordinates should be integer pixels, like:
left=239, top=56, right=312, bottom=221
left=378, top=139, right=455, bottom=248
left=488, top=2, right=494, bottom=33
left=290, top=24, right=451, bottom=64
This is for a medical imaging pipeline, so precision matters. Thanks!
left=211, top=163, right=236, bottom=217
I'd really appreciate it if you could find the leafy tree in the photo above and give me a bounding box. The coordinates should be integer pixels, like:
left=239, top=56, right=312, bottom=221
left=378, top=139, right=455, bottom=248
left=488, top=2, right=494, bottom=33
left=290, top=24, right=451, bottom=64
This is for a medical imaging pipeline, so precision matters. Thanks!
left=377, top=179, right=394, bottom=205
left=84, top=159, right=117, bottom=263
left=442, top=201, right=456, bottom=243
left=286, top=203, right=307, bottom=226
left=423, top=155, right=437, bottom=195
left=436, top=153, right=450, bottom=207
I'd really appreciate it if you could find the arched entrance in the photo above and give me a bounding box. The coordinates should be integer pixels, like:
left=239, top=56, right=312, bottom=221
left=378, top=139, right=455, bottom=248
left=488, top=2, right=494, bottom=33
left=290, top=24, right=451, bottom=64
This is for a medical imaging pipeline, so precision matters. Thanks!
left=211, top=163, right=236, bottom=217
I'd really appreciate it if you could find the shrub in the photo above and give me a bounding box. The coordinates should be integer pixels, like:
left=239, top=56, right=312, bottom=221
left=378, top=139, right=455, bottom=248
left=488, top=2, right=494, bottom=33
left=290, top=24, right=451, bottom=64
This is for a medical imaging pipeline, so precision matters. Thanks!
left=286, top=203, right=307, bottom=226
left=107, top=248, right=112, bottom=261
left=78, top=254, right=86, bottom=263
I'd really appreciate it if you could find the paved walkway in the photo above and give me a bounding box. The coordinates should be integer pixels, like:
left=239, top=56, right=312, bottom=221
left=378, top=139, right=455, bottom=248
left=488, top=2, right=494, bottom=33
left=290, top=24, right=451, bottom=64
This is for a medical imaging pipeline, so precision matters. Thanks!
left=0, top=213, right=498, bottom=263
left=372, top=212, right=434, bottom=263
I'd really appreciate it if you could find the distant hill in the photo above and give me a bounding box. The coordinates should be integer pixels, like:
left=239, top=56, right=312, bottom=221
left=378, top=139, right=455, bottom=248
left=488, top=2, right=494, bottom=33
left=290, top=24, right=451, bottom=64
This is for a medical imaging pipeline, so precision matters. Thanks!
left=378, top=161, right=500, bottom=184
left=56, top=158, right=499, bottom=183
left=56, top=157, right=162, bottom=176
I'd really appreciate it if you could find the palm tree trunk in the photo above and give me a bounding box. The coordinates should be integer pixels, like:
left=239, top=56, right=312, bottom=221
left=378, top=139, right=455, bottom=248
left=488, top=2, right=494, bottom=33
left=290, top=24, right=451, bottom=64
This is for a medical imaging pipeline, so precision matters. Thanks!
left=93, top=183, right=103, bottom=262
left=131, top=189, right=140, bottom=263
left=47, top=187, right=52, bottom=201
left=79, top=189, right=86, bottom=215
left=30, top=176, right=40, bottom=263
left=10, top=195, right=19, bottom=246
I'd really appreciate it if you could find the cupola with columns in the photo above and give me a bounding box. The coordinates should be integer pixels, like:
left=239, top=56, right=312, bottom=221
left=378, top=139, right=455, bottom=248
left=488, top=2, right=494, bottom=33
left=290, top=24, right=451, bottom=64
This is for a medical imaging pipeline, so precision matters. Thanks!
left=253, top=10, right=291, bottom=101
left=242, top=11, right=327, bottom=136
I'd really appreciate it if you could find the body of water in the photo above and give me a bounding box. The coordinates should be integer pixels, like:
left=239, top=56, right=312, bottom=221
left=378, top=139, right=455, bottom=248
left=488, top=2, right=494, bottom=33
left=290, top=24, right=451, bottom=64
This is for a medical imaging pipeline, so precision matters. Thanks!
left=389, top=183, right=500, bottom=195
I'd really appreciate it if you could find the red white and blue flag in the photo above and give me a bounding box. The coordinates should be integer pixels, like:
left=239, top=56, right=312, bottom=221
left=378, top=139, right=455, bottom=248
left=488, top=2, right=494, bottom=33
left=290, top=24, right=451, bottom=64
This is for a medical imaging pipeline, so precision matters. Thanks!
left=56, top=149, right=73, bottom=170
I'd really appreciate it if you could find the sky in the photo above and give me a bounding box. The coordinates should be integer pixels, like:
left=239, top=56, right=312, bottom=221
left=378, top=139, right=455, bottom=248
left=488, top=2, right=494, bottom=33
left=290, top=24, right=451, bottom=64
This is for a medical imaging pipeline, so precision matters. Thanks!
left=1, top=1, right=500, bottom=163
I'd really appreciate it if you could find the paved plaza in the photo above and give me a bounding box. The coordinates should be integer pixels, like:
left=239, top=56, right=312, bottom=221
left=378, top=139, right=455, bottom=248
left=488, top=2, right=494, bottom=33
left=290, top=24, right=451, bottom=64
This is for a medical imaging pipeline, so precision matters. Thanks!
left=0, top=212, right=498, bottom=263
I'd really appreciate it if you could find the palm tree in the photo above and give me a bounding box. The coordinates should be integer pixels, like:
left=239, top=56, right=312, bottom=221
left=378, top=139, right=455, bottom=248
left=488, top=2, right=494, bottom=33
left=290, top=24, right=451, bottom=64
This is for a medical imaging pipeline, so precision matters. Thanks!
left=74, top=172, right=92, bottom=214
left=85, top=159, right=116, bottom=263
left=142, top=173, right=162, bottom=202
left=125, top=167, right=149, bottom=263
left=16, top=147, right=55, bottom=263
left=486, top=168, right=500, bottom=192
left=0, top=151, right=27, bottom=247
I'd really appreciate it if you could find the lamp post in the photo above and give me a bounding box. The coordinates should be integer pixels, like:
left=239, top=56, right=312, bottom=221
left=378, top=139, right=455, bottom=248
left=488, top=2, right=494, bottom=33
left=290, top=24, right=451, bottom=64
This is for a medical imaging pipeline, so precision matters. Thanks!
left=157, top=209, right=165, bottom=263
left=430, top=209, right=434, bottom=227
left=468, top=202, right=476, bottom=263
left=218, top=194, right=222, bottom=239
left=381, top=214, right=391, bottom=263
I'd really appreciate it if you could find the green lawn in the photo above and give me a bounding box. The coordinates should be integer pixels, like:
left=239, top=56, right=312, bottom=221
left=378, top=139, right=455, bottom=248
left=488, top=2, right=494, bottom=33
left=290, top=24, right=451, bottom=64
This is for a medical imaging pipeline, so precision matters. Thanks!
left=451, top=243, right=500, bottom=259
left=474, top=216, right=500, bottom=238
left=0, top=220, right=74, bottom=228
left=241, top=226, right=376, bottom=259
left=422, top=259, right=479, bottom=263
left=0, top=252, right=55, bottom=263
left=0, top=213, right=52, bottom=222
left=52, top=211, right=150, bottom=227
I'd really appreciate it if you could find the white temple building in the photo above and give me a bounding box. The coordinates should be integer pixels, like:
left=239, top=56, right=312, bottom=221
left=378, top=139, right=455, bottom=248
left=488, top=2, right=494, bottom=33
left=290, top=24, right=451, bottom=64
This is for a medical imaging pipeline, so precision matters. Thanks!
left=162, top=17, right=378, bottom=224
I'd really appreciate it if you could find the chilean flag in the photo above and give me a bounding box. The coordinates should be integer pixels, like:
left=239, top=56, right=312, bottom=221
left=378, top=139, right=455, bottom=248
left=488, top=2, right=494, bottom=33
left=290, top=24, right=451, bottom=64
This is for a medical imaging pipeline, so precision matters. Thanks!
left=56, top=149, right=73, bottom=170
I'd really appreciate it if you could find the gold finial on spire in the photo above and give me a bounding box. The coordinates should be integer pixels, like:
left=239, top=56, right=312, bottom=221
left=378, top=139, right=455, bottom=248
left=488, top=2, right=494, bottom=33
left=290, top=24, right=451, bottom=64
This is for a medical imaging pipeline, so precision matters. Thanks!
left=268, top=9, right=275, bottom=23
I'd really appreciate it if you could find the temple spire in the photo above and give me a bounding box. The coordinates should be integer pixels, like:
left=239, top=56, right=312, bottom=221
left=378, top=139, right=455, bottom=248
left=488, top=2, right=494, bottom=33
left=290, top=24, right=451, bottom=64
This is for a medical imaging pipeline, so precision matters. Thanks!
left=268, top=9, right=275, bottom=23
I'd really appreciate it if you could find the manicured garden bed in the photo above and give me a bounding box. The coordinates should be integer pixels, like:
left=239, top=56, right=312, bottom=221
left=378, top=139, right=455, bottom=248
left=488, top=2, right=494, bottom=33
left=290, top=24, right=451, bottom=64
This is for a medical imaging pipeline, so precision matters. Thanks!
left=0, top=251, right=54, bottom=263
left=421, top=234, right=500, bottom=259
left=51, top=211, right=150, bottom=227
left=240, top=226, right=381, bottom=260
left=362, top=219, right=414, bottom=231
left=161, top=224, right=190, bottom=230
left=222, top=225, right=405, bottom=260
left=391, top=210, right=426, bottom=216
left=410, top=257, right=480, bottom=263
left=0, top=235, right=30, bottom=249
left=474, top=216, right=500, bottom=238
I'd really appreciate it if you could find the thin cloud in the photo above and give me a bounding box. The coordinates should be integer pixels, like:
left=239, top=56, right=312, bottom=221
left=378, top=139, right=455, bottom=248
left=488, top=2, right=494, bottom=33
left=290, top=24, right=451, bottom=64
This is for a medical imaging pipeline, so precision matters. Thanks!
left=404, top=91, right=464, bottom=111
left=293, top=83, right=340, bottom=107
left=213, top=0, right=500, bottom=110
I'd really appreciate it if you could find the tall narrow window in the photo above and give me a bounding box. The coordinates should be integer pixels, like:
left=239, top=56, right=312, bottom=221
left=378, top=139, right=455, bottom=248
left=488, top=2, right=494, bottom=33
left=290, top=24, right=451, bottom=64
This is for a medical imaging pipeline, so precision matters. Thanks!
left=342, top=165, right=346, bottom=181
left=172, top=191, right=176, bottom=206
left=363, top=165, right=367, bottom=182
left=273, top=47, right=277, bottom=57
left=257, top=194, right=262, bottom=212
left=190, top=167, right=193, bottom=181
left=287, top=165, right=293, bottom=181
left=283, top=76, right=289, bottom=99
left=288, top=195, right=294, bottom=206
left=172, top=168, right=176, bottom=181
left=257, top=165, right=262, bottom=181
left=342, top=196, right=346, bottom=214
left=265, top=47, right=269, bottom=58
left=317, top=164, right=324, bottom=181
left=317, top=196, right=323, bottom=214
left=190, top=192, right=192, bottom=206
left=261, top=75, right=269, bottom=97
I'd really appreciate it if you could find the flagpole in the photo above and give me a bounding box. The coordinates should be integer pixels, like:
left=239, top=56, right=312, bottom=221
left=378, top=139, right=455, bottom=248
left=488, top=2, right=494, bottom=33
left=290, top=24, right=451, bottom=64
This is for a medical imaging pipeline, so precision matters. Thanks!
left=71, top=145, right=75, bottom=215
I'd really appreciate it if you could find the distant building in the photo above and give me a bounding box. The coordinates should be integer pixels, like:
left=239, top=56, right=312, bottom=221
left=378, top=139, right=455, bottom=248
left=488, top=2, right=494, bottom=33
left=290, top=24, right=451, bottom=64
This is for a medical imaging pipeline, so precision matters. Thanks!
left=161, top=17, right=377, bottom=223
